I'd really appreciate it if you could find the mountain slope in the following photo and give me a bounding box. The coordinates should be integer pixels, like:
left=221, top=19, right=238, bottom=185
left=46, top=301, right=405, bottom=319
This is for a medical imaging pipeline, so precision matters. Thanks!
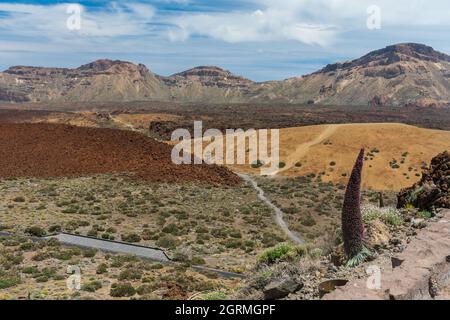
left=0, top=60, right=170, bottom=103
left=1, top=43, right=449, bottom=107
left=258, top=43, right=450, bottom=107
left=161, top=66, right=254, bottom=103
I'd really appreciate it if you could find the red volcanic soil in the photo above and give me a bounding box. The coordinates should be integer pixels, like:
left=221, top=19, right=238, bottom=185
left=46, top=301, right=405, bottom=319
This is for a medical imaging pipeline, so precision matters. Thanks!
left=0, top=123, right=240, bottom=185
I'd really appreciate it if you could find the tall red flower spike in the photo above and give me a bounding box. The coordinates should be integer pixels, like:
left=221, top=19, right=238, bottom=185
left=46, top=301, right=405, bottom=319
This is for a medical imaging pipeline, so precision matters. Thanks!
left=342, top=148, right=365, bottom=258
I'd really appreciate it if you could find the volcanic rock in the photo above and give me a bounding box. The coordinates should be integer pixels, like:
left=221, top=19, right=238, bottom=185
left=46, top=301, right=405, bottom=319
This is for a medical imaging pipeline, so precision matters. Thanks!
left=397, top=151, right=450, bottom=210
left=0, top=123, right=240, bottom=185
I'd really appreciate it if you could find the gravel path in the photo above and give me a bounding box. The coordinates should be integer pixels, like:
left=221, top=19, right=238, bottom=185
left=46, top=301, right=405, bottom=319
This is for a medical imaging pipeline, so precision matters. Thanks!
left=236, top=173, right=304, bottom=244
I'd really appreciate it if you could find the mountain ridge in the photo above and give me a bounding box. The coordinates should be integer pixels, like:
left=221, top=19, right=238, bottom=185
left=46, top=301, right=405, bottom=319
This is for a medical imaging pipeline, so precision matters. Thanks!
left=1, top=43, right=449, bottom=107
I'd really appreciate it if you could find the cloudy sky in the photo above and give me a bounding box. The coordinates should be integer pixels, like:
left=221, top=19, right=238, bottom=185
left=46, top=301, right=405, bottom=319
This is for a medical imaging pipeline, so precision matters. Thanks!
left=0, top=0, right=449, bottom=81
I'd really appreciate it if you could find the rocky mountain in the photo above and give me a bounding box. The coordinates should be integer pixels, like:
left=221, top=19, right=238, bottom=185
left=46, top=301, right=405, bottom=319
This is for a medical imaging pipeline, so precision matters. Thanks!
left=162, top=66, right=255, bottom=103
left=1, top=43, right=449, bottom=107
left=0, top=59, right=169, bottom=103
left=258, top=43, right=450, bottom=107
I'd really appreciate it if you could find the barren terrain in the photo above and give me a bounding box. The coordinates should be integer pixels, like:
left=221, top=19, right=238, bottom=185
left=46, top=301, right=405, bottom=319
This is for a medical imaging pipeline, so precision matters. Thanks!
left=0, top=123, right=239, bottom=185
left=227, top=123, right=450, bottom=191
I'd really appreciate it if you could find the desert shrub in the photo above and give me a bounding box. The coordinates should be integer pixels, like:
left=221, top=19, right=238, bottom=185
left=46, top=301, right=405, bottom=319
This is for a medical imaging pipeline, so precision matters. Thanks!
left=110, top=255, right=139, bottom=268
left=419, top=210, right=433, bottom=219
left=156, top=235, right=178, bottom=249
left=48, top=225, right=62, bottom=233
left=251, top=160, right=264, bottom=169
left=82, top=248, right=97, bottom=258
left=87, top=229, right=98, bottom=237
left=13, top=196, right=26, bottom=203
left=301, top=215, right=316, bottom=227
left=96, top=263, right=108, bottom=274
left=121, top=233, right=141, bottom=243
left=32, top=252, right=50, bottom=261
left=136, top=284, right=155, bottom=296
left=309, top=248, right=323, bottom=258
left=61, top=206, right=80, bottom=214
left=119, top=268, right=143, bottom=281
left=110, top=283, right=136, bottom=298
left=82, top=281, right=102, bottom=292
left=257, top=243, right=305, bottom=264
left=51, top=249, right=80, bottom=261
left=106, top=227, right=117, bottom=234
left=0, top=270, right=20, bottom=289
left=19, top=242, right=37, bottom=251
left=362, top=205, right=402, bottom=226
left=191, top=256, right=206, bottom=265
left=25, top=226, right=46, bottom=237
left=261, top=232, right=284, bottom=247
left=162, top=223, right=179, bottom=235
left=203, top=291, right=227, bottom=300
left=22, top=266, right=39, bottom=275
left=228, top=230, right=242, bottom=239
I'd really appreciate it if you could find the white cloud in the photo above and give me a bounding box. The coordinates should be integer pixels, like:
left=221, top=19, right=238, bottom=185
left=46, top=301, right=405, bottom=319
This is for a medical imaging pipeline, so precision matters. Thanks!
left=167, top=0, right=450, bottom=46
left=169, top=7, right=337, bottom=46
left=0, top=2, right=156, bottom=38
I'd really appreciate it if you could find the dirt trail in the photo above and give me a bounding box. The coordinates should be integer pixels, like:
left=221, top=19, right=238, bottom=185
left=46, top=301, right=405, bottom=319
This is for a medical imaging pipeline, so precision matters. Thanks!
left=278, top=124, right=339, bottom=174
left=109, top=113, right=138, bottom=132
left=236, top=172, right=304, bottom=244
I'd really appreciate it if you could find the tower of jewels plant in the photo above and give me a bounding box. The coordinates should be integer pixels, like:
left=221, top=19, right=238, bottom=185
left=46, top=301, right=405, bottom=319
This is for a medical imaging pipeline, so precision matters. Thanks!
left=341, top=148, right=371, bottom=267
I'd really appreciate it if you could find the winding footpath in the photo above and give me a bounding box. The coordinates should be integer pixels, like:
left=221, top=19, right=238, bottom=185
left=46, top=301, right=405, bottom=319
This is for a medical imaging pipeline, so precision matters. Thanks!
left=236, top=173, right=304, bottom=244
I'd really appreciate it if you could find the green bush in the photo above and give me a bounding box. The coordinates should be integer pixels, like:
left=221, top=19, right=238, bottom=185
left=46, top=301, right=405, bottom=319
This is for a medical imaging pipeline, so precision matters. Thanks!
left=0, top=270, right=21, bottom=289
left=257, top=243, right=302, bottom=264
left=83, top=248, right=98, bottom=258
left=362, top=205, right=402, bottom=226
left=96, top=263, right=108, bottom=274
left=121, top=233, right=141, bottom=243
left=156, top=235, right=178, bottom=249
left=82, top=281, right=102, bottom=292
left=118, top=268, right=143, bottom=281
left=419, top=210, right=433, bottom=219
left=13, top=196, right=26, bottom=203
left=191, top=256, right=206, bottom=265
left=203, top=291, right=227, bottom=300
left=48, top=225, right=62, bottom=233
left=110, top=283, right=136, bottom=297
left=251, top=160, right=264, bottom=169
left=25, top=226, right=47, bottom=237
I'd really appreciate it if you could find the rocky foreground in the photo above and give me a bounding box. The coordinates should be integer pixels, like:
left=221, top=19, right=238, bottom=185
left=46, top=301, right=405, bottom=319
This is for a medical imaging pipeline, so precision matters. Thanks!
left=398, top=151, right=450, bottom=210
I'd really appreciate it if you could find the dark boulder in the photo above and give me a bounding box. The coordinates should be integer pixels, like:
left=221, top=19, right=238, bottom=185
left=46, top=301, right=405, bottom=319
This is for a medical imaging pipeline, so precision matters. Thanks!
left=397, top=151, right=450, bottom=210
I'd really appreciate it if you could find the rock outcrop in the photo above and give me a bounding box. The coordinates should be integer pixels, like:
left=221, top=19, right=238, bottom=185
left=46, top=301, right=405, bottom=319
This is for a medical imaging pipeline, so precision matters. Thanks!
left=398, top=151, right=450, bottom=210
left=323, top=209, right=450, bottom=300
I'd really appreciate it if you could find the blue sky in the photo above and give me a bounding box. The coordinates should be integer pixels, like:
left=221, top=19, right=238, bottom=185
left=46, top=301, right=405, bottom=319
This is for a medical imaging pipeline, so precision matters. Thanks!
left=0, top=0, right=449, bottom=81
